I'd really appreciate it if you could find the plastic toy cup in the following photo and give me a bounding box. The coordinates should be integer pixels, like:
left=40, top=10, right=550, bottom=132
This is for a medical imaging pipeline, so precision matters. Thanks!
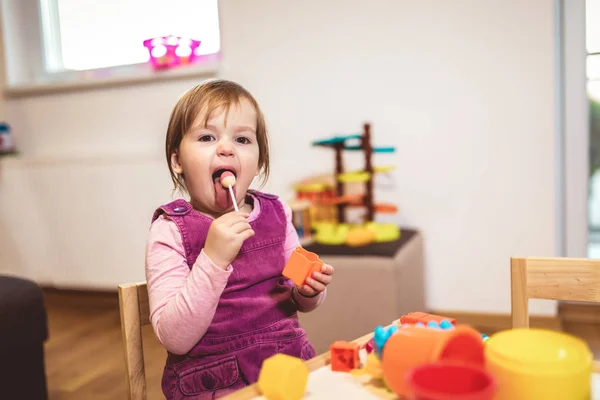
left=485, top=328, right=593, bottom=400
left=381, top=325, right=485, bottom=397
left=405, top=361, right=496, bottom=400
left=281, top=247, right=324, bottom=287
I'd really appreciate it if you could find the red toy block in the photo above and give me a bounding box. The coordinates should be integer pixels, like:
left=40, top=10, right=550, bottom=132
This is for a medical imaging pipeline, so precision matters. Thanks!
left=330, top=341, right=360, bottom=372
left=282, top=247, right=324, bottom=287
left=365, top=338, right=375, bottom=354
left=400, top=312, right=456, bottom=326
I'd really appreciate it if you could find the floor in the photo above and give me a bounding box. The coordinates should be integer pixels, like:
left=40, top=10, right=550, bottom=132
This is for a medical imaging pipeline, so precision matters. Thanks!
left=43, top=291, right=600, bottom=400
left=44, top=291, right=166, bottom=400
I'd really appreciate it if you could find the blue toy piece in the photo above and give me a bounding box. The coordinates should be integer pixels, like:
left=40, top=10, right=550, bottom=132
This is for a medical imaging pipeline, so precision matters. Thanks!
left=312, top=134, right=362, bottom=146
left=415, top=322, right=425, bottom=327
left=372, top=146, right=396, bottom=153
left=373, top=325, right=399, bottom=359
left=344, top=145, right=396, bottom=153
left=427, top=321, right=439, bottom=329
left=439, top=320, right=454, bottom=330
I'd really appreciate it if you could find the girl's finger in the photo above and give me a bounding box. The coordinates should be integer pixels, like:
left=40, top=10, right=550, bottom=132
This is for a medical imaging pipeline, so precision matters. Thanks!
left=299, top=285, right=316, bottom=297
left=231, top=220, right=252, bottom=233
left=306, top=277, right=326, bottom=292
left=312, top=271, right=332, bottom=285
left=222, top=212, right=250, bottom=224
left=238, top=228, right=255, bottom=241
left=321, top=264, right=334, bottom=275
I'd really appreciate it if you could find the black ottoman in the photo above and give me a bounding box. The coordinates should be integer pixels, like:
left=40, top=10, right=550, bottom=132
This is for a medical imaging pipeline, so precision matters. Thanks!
left=0, top=275, right=49, bottom=399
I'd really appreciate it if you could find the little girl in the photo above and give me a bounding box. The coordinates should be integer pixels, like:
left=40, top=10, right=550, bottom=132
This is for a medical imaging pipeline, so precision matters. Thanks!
left=145, top=79, right=334, bottom=399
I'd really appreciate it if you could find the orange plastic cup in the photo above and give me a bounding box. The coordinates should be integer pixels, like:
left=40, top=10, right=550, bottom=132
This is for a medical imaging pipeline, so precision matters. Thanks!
left=381, top=325, right=485, bottom=397
left=282, top=247, right=324, bottom=287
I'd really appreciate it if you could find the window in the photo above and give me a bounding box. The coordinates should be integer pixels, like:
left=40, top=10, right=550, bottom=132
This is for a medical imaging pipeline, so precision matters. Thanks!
left=588, top=0, right=600, bottom=92
left=41, top=0, right=220, bottom=72
left=1, top=0, right=221, bottom=94
left=587, top=0, right=600, bottom=255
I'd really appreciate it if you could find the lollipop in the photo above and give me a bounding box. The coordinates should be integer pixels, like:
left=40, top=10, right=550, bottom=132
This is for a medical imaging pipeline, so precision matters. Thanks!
left=220, top=171, right=238, bottom=211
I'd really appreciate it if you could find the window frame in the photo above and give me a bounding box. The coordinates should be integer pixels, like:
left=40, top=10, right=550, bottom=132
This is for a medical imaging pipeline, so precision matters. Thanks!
left=0, top=0, right=222, bottom=98
left=561, top=0, right=590, bottom=258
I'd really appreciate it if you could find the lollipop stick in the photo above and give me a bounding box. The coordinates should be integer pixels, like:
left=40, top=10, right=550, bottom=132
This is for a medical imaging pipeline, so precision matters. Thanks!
left=228, top=185, right=239, bottom=212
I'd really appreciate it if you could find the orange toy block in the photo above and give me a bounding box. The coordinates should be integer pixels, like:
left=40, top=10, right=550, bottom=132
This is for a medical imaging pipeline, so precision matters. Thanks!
left=330, top=341, right=360, bottom=372
left=282, top=247, right=324, bottom=287
left=400, top=312, right=456, bottom=326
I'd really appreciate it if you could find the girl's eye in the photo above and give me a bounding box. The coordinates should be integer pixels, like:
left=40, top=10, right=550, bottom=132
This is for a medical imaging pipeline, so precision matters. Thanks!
left=236, top=137, right=251, bottom=144
left=198, top=135, right=215, bottom=142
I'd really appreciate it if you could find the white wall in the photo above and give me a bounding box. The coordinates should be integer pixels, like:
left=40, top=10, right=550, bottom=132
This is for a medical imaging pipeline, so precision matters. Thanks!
left=0, top=0, right=558, bottom=314
left=0, top=1, right=6, bottom=120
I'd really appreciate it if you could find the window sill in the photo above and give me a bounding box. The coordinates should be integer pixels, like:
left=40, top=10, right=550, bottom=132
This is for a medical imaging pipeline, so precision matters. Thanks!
left=0, top=152, right=163, bottom=166
left=2, top=53, right=221, bottom=98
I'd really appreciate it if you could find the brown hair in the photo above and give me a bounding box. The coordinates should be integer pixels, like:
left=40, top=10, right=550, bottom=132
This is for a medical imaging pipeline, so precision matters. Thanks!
left=165, top=79, right=270, bottom=193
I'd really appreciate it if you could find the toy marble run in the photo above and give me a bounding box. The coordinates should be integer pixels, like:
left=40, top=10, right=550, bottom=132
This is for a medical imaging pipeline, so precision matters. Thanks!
left=256, top=310, right=595, bottom=400
left=290, top=123, right=400, bottom=247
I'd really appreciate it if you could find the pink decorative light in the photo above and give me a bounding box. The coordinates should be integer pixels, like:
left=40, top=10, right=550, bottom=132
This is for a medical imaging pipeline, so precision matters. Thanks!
left=143, top=35, right=201, bottom=70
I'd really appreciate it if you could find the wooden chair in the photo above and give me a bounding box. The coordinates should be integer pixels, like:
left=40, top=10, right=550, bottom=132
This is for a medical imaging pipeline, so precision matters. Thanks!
left=510, top=256, right=600, bottom=373
left=118, top=282, right=150, bottom=400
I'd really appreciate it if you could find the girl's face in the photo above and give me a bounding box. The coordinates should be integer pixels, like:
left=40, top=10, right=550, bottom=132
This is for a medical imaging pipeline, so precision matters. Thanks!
left=171, top=97, right=260, bottom=218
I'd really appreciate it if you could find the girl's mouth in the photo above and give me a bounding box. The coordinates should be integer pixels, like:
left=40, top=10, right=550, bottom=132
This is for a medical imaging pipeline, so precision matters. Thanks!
left=212, top=168, right=237, bottom=209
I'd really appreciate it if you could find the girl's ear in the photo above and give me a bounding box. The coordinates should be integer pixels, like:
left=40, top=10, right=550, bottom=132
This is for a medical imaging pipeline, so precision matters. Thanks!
left=171, top=150, right=183, bottom=175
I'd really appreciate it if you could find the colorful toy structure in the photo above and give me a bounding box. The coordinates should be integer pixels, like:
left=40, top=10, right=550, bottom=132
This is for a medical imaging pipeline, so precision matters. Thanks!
left=291, top=123, right=400, bottom=246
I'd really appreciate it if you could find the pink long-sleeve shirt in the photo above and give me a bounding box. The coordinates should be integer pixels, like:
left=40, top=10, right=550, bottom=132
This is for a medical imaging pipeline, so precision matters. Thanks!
left=145, top=196, right=326, bottom=355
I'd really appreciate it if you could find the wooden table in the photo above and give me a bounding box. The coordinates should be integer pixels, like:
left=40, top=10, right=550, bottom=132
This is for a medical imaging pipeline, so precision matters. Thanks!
left=223, top=321, right=600, bottom=400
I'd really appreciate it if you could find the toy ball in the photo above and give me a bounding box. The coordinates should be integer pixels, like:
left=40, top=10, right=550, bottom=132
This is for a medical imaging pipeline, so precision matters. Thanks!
left=427, top=321, right=440, bottom=329
left=440, top=320, right=454, bottom=330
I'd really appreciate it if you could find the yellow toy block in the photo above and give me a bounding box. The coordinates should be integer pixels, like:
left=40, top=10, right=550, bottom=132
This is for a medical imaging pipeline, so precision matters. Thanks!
left=257, top=353, right=309, bottom=400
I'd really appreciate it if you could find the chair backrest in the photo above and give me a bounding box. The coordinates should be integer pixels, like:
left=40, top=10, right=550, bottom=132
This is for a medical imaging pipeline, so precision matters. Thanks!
left=510, top=256, right=600, bottom=372
left=118, top=282, right=150, bottom=400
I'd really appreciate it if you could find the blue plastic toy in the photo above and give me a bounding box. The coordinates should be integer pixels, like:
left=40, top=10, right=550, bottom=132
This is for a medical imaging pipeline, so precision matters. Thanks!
left=373, top=325, right=399, bottom=358
left=427, top=321, right=439, bottom=329
left=439, top=319, right=454, bottom=330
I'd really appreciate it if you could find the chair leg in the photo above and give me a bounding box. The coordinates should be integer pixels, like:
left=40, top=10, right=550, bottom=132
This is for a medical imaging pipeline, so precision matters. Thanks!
left=511, top=257, right=529, bottom=328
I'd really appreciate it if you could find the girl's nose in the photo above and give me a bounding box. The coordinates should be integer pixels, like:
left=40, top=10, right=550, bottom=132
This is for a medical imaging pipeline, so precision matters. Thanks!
left=217, top=139, right=235, bottom=157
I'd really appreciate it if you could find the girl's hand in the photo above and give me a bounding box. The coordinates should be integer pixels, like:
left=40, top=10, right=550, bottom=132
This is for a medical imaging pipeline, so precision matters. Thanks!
left=204, top=211, right=254, bottom=269
left=297, top=264, right=334, bottom=297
